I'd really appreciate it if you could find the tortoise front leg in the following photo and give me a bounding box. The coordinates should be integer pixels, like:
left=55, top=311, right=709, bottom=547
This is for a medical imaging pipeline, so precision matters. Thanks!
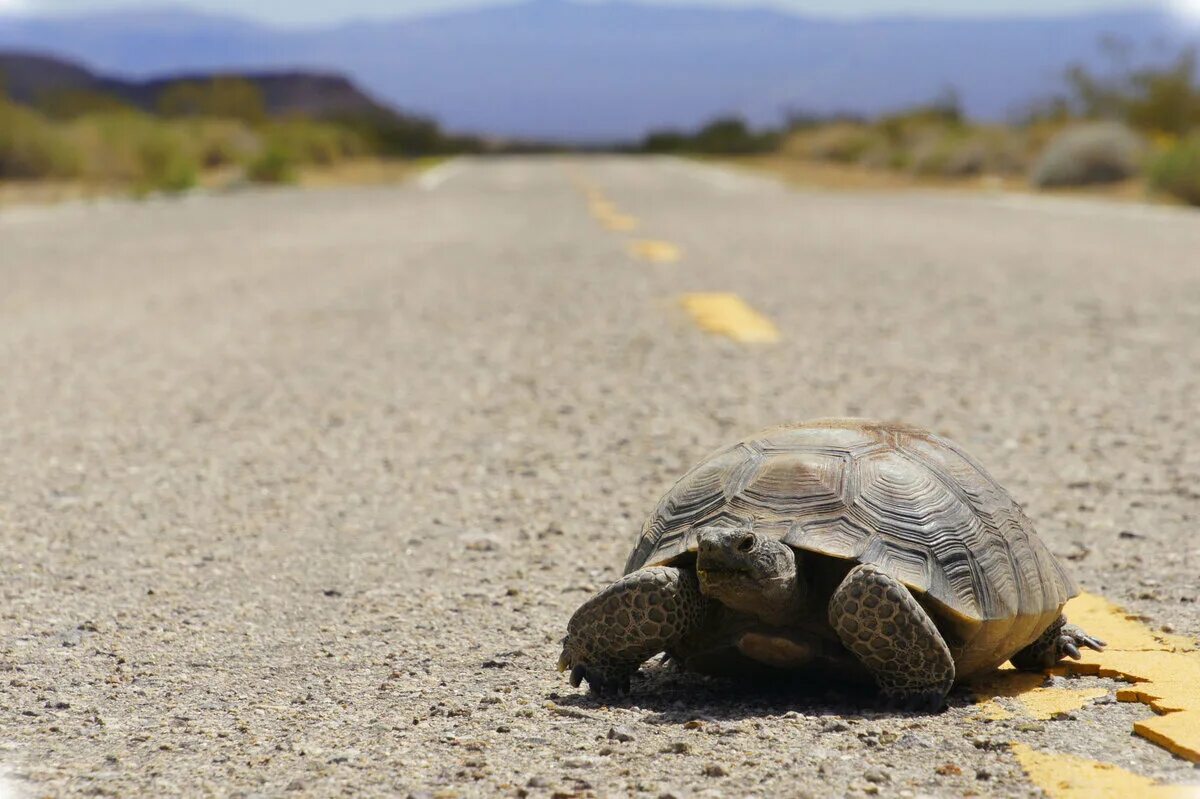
left=1010, top=614, right=1105, bottom=671
left=559, top=567, right=709, bottom=694
left=828, top=564, right=956, bottom=711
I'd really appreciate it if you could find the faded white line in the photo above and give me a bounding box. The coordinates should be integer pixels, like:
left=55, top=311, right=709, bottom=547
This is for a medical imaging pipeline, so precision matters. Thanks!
left=418, top=158, right=465, bottom=191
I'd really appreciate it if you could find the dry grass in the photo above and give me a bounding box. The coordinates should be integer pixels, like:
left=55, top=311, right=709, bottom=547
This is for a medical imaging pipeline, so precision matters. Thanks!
left=726, top=154, right=1165, bottom=206
left=0, top=157, right=429, bottom=210
left=296, top=157, right=425, bottom=187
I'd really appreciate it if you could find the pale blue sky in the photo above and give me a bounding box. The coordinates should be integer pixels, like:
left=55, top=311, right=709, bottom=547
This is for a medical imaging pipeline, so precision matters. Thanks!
left=0, top=0, right=1176, bottom=26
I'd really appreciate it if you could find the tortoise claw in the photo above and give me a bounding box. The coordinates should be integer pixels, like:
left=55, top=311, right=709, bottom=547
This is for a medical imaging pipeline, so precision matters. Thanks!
left=1060, top=624, right=1105, bottom=660
left=570, top=665, right=585, bottom=688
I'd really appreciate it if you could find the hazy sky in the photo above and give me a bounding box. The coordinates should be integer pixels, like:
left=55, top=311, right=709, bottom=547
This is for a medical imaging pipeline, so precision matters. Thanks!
left=0, top=0, right=1187, bottom=26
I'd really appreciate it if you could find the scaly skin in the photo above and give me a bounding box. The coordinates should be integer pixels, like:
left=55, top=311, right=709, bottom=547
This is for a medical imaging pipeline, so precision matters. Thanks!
left=828, top=563, right=955, bottom=712
left=1010, top=615, right=1106, bottom=671
left=558, top=566, right=709, bottom=694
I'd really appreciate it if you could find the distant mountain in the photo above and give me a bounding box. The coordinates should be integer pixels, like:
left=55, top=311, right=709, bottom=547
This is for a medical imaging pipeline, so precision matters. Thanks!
left=0, top=51, right=394, bottom=119
left=0, top=3, right=1196, bottom=140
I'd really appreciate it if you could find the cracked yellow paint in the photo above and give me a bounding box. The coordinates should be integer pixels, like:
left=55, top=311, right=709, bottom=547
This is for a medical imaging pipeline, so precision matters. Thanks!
left=971, top=593, right=1200, bottom=763
left=971, top=667, right=1107, bottom=720
left=1010, top=744, right=1198, bottom=798
left=1060, top=593, right=1200, bottom=763
left=679, top=293, right=780, bottom=343
left=630, top=240, right=682, bottom=263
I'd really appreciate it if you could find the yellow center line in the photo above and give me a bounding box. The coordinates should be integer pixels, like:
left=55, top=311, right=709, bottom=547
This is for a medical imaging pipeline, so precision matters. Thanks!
left=1061, top=593, right=1200, bottom=762
left=678, top=292, right=779, bottom=343
left=629, top=239, right=682, bottom=263
left=1011, top=744, right=1198, bottom=798
left=970, top=592, right=1200, bottom=795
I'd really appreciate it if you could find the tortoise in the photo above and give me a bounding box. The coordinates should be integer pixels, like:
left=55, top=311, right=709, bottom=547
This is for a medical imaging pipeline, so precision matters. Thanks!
left=558, top=419, right=1104, bottom=710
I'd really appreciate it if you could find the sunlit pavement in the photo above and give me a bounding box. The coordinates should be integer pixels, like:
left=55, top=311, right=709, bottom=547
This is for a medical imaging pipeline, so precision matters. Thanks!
left=1, top=156, right=1198, bottom=796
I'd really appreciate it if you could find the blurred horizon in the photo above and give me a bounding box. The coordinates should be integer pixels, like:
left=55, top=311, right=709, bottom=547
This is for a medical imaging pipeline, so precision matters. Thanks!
left=3, top=0, right=1198, bottom=139
left=0, top=0, right=1193, bottom=27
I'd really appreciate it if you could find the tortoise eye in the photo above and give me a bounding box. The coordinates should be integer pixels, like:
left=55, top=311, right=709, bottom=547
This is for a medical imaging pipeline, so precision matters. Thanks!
left=737, top=535, right=755, bottom=553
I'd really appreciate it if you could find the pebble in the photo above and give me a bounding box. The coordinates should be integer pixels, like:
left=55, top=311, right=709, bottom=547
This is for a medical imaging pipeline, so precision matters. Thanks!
left=526, top=776, right=550, bottom=788
left=701, top=764, right=728, bottom=777
left=820, top=719, right=850, bottom=733
left=976, top=768, right=992, bottom=781
left=863, top=768, right=890, bottom=783
left=664, top=742, right=690, bottom=754
left=461, top=532, right=503, bottom=552
left=607, top=725, right=636, bottom=742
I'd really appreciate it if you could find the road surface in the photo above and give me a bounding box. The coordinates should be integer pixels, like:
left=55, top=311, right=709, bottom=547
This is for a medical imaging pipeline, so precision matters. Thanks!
left=2, top=157, right=1199, bottom=797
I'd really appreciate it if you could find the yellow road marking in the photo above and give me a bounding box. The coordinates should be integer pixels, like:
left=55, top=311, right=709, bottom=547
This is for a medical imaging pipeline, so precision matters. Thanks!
left=629, top=239, right=682, bottom=263
left=972, top=593, right=1200, bottom=761
left=969, top=593, right=1200, bottom=796
left=1062, top=593, right=1200, bottom=762
left=679, top=293, right=779, bottom=343
left=599, top=212, right=639, bottom=232
left=1011, top=744, right=1198, bottom=798
left=972, top=669, right=1107, bottom=720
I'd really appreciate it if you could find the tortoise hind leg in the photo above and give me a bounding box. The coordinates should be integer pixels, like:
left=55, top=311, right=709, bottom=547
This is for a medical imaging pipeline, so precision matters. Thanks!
left=558, top=566, right=709, bottom=694
left=1010, top=615, right=1105, bottom=671
left=829, top=563, right=955, bottom=711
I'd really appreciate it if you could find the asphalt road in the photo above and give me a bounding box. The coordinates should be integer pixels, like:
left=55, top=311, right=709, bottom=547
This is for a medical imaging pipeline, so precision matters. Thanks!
left=1, top=157, right=1199, bottom=798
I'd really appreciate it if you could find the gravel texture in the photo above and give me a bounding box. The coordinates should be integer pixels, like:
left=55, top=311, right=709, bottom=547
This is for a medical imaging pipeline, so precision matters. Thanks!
left=1, top=157, right=1198, bottom=796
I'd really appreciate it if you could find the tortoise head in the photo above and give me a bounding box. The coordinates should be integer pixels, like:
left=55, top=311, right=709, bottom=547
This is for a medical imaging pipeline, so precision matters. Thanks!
left=695, top=527, right=807, bottom=624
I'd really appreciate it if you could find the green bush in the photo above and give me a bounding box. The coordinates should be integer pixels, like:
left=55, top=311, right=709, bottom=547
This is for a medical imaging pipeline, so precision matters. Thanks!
left=1149, top=133, right=1200, bottom=206
left=638, top=116, right=777, bottom=155
left=1030, top=122, right=1145, bottom=188
left=909, top=127, right=1028, bottom=178
left=64, top=111, right=199, bottom=193
left=36, top=88, right=136, bottom=120
left=134, top=127, right=198, bottom=194
left=792, top=123, right=880, bottom=163
left=262, top=120, right=369, bottom=166
left=183, top=118, right=259, bottom=168
left=0, top=98, right=81, bottom=179
left=245, top=143, right=297, bottom=183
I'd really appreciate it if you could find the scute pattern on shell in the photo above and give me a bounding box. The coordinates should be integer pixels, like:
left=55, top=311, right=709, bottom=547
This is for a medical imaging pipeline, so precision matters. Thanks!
left=625, top=419, right=1076, bottom=622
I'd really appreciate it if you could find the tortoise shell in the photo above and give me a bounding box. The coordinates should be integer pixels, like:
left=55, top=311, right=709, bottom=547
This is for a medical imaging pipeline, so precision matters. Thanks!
left=626, top=419, right=1075, bottom=626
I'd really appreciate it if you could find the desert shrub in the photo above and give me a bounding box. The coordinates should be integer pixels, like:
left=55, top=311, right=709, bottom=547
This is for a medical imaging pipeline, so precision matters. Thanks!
left=330, top=109, right=469, bottom=156
left=0, top=98, right=81, bottom=179
left=1030, top=122, right=1145, bottom=188
left=641, top=130, right=690, bottom=153
left=638, top=116, right=777, bottom=155
left=245, top=142, right=297, bottom=183
left=36, top=88, right=136, bottom=120
left=262, top=120, right=369, bottom=166
left=134, top=127, right=198, bottom=194
left=910, top=127, right=1029, bottom=178
left=790, top=123, right=880, bottom=163
left=1064, top=48, right=1200, bottom=137
left=182, top=118, right=260, bottom=168
left=1148, top=133, right=1200, bottom=206
left=65, top=111, right=198, bottom=193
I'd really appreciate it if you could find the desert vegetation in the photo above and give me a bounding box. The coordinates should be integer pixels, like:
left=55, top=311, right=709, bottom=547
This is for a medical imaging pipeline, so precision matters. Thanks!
left=645, top=46, right=1200, bottom=207
left=0, top=72, right=476, bottom=196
